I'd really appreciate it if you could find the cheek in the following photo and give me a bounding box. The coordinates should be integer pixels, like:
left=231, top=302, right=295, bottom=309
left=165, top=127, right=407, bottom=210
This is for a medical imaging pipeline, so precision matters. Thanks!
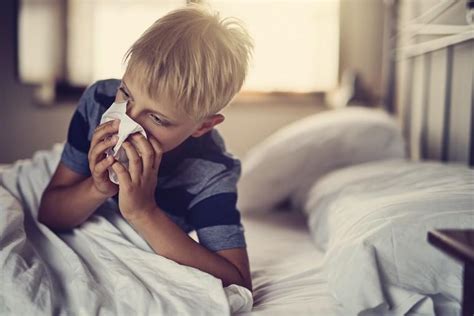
left=146, top=128, right=190, bottom=153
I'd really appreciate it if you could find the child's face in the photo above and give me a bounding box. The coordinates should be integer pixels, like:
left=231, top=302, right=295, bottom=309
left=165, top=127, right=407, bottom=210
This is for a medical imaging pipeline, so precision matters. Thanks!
left=115, top=71, right=220, bottom=153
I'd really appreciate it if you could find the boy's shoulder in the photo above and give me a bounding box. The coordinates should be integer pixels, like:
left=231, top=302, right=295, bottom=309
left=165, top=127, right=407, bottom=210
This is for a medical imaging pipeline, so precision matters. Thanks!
left=82, top=79, right=121, bottom=110
left=73, top=79, right=120, bottom=128
left=61, top=79, right=121, bottom=174
left=160, top=128, right=240, bottom=179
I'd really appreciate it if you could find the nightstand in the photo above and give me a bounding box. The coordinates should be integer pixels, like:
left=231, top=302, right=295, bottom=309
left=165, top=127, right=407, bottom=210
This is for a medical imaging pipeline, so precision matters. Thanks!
left=428, top=229, right=474, bottom=316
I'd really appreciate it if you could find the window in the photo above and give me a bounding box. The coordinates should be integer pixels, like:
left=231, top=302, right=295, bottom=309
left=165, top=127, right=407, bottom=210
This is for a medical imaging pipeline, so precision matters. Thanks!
left=18, top=0, right=339, bottom=103
left=204, top=0, right=340, bottom=92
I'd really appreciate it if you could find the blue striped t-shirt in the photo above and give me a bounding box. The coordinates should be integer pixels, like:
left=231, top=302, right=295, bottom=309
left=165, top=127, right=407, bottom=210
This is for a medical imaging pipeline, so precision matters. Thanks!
left=60, top=79, right=246, bottom=252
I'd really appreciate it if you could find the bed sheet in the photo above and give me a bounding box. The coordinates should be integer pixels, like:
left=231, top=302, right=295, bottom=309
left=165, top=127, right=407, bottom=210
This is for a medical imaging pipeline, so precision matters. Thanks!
left=236, top=209, right=344, bottom=316
left=0, top=146, right=251, bottom=315
left=0, top=150, right=343, bottom=315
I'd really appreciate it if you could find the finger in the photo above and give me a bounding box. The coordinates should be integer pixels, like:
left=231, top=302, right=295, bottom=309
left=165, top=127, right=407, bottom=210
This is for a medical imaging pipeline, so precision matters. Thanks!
left=111, top=161, right=131, bottom=187
left=130, top=133, right=154, bottom=172
left=89, top=134, right=118, bottom=167
left=89, top=120, right=119, bottom=165
left=90, top=120, right=120, bottom=150
left=148, top=135, right=163, bottom=171
left=122, top=140, right=142, bottom=182
left=93, top=154, right=116, bottom=178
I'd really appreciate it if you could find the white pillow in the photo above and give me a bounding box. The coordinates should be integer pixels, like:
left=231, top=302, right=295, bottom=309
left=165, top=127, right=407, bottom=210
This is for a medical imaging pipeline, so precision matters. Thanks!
left=237, top=107, right=406, bottom=212
left=304, top=159, right=473, bottom=315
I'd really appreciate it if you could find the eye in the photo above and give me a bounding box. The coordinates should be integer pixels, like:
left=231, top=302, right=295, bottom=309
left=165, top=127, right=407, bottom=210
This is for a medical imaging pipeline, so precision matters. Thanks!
left=149, top=114, right=166, bottom=126
left=118, top=87, right=130, bottom=100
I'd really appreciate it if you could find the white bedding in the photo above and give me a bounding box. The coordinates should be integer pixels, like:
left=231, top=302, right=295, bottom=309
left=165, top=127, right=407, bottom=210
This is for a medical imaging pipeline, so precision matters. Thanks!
left=0, top=144, right=252, bottom=315
left=304, top=160, right=474, bottom=315
left=0, top=144, right=346, bottom=316
left=238, top=209, right=344, bottom=316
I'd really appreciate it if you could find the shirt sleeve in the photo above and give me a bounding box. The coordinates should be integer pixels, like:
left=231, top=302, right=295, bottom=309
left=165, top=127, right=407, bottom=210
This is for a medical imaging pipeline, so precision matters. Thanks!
left=187, top=158, right=247, bottom=252
left=60, top=82, right=99, bottom=176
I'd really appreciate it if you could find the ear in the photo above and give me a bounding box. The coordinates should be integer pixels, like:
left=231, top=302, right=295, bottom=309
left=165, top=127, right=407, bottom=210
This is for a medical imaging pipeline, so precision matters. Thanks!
left=191, top=114, right=225, bottom=138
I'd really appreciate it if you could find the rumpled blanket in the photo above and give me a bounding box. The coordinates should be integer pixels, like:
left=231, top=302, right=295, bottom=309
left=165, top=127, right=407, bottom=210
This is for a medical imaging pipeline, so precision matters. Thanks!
left=0, top=143, right=253, bottom=315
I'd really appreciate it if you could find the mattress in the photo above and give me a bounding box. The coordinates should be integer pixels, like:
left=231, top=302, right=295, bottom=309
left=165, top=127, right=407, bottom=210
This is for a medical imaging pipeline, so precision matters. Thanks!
left=235, top=209, right=344, bottom=315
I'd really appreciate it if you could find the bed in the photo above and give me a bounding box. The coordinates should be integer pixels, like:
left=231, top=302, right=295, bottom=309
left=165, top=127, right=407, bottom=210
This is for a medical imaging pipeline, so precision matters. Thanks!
left=1, top=2, right=473, bottom=315
left=0, top=143, right=346, bottom=316
left=2, top=103, right=472, bottom=315
left=235, top=105, right=473, bottom=316
left=238, top=210, right=343, bottom=315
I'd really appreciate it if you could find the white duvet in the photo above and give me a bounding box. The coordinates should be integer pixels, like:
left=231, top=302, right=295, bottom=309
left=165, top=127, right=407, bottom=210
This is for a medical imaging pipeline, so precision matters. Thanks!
left=0, top=144, right=253, bottom=315
left=304, top=159, right=474, bottom=315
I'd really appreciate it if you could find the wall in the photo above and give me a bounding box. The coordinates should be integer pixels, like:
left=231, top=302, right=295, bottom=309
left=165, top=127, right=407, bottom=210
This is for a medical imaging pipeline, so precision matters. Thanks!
left=338, top=0, right=386, bottom=103
left=0, top=0, right=75, bottom=163
left=0, top=0, right=386, bottom=163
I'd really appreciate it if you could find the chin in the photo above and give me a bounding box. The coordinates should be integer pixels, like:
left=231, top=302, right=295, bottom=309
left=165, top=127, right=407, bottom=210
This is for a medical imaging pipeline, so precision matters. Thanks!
left=159, top=135, right=193, bottom=154
left=162, top=141, right=182, bottom=153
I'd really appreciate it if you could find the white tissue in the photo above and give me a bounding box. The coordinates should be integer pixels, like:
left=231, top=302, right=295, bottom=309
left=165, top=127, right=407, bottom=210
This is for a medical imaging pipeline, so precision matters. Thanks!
left=224, top=284, right=254, bottom=313
left=99, top=100, right=147, bottom=184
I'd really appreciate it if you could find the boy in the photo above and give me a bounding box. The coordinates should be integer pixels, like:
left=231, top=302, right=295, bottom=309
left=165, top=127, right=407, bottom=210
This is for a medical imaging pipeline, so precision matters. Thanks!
left=38, top=4, right=253, bottom=292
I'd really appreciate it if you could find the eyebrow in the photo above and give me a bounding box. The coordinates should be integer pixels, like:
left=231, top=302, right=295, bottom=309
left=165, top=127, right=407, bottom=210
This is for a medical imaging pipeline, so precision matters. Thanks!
left=122, top=80, right=174, bottom=123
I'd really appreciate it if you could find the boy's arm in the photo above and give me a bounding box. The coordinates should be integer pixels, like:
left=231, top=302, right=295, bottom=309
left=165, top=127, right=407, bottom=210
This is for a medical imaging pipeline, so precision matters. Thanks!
left=129, top=207, right=253, bottom=292
left=40, top=117, right=121, bottom=231
left=112, top=132, right=252, bottom=291
left=38, top=163, right=110, bottom=231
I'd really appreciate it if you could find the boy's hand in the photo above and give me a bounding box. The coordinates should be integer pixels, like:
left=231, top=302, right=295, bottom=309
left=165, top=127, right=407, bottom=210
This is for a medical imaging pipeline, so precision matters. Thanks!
left=111, top=133, right=163, bottom=222
left=88, top=120, right=120, bottom=197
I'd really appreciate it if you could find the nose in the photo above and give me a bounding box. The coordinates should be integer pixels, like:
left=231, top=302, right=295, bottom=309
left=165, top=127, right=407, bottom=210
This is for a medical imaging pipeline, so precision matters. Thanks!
left=126, top=102, right=139, bottom=121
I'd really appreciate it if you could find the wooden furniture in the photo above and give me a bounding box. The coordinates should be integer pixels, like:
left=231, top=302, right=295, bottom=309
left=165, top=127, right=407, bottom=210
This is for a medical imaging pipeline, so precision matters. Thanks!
left=428, top=229, right=474, bottom=316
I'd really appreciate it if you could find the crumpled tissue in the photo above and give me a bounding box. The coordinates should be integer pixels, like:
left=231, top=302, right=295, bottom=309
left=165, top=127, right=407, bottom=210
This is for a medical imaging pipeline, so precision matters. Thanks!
left=99, top=100, right=147, bottom=184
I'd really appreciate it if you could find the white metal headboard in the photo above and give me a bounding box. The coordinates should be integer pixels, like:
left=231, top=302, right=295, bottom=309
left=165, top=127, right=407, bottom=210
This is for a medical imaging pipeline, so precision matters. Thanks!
left=394, top=0, right=474, bottom=166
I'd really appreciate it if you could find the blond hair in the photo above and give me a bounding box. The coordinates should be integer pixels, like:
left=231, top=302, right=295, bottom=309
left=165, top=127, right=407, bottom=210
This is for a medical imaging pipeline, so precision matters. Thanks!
left=123, top=3, right=253, bottom=121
